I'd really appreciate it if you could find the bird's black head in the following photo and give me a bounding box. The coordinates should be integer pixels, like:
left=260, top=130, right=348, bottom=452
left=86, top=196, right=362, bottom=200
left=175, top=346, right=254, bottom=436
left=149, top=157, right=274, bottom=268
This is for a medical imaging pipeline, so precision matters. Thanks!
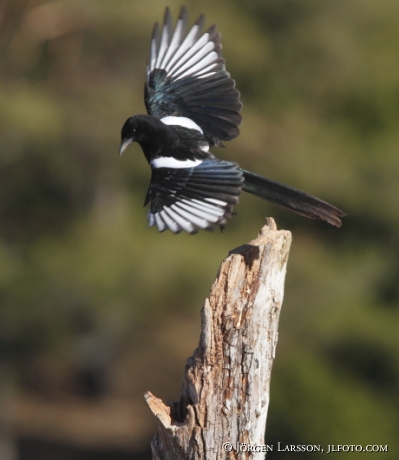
left=119, top=114, right=173, bottom=159
left=119, top=114, right=166, bottom=156
left=119, top=116, right=140, bottom=155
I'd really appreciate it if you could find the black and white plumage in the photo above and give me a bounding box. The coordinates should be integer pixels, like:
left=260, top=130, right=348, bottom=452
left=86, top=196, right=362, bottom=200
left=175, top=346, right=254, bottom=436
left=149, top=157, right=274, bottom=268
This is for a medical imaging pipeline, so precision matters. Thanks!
left=120, top=7, right=346, bottom=234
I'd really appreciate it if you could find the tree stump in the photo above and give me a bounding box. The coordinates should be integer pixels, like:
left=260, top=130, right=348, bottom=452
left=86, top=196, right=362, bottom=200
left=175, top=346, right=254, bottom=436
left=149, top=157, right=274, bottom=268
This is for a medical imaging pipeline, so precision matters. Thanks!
left=145, top=218, right=292, bottom=459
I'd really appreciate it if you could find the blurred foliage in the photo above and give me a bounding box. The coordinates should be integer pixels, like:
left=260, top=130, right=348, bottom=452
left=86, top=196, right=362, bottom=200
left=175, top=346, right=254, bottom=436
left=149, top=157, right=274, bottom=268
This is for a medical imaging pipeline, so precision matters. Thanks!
left=1, top=0, right=399, bottom=457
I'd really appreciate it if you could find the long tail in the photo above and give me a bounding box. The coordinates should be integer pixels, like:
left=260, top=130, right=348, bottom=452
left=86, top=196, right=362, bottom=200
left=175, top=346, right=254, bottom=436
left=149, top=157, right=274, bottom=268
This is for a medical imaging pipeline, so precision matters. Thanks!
left=241, top=169, right=346, bottom=227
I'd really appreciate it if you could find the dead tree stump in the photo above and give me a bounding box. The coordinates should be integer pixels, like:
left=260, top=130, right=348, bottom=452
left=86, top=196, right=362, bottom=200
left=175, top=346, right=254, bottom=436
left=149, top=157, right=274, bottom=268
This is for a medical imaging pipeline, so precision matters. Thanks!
left=145, top=218, right=292, bottom=459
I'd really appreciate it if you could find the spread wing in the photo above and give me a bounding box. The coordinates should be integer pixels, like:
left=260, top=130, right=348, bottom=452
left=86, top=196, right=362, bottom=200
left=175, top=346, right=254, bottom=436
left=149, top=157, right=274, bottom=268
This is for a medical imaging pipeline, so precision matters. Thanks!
left=145, top=7, right=242, bottom=147
left=145, top=159, right=244, bottom=234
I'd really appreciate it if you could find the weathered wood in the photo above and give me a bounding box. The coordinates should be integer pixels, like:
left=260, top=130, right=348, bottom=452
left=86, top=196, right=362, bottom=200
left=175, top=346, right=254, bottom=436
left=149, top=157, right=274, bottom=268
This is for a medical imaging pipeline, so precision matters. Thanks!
left=145, top=218, right=292, bottom=459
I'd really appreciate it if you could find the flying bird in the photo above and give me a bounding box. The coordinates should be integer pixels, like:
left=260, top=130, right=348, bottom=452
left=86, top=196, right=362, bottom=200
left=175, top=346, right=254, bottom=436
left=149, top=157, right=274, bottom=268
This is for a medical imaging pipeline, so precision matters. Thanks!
left=120, top=7, right=346, bottom=234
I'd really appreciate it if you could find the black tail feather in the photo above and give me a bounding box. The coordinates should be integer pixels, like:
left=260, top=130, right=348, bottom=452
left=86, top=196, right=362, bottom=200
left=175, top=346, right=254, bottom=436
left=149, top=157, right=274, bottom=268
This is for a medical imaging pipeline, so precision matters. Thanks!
left=241, top=169, right=346, bottom=227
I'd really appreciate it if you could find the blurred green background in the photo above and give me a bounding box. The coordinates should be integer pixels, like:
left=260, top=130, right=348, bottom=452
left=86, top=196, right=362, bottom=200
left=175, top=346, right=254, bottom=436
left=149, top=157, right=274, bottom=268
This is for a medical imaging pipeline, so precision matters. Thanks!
left=1, top=0, right=398, bottom=459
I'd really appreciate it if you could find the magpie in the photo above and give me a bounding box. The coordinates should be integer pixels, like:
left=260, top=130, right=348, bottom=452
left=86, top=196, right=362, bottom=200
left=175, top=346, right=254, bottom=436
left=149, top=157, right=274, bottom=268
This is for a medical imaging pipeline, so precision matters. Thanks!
left=120, top=7, right=346, bottom=234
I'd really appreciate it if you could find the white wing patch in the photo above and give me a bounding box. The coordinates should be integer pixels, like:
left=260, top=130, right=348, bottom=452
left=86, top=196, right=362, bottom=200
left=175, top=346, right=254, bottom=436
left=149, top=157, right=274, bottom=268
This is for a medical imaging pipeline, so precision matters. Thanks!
left=147, top=13, right=219, bottom=83
left=160, top=116, right=203, bottom=133
left=175, top=201, right=220, bottom=223
left=160, top=24, right=200, bottom=73
left=151, top=157, right=203, bottom=169
left=205, top=198, right=227, bottom=206
left=160, top=116, right=210, bottom=152
left=183, top=199, right=226, bottom=217
left=147, top=196, right=229, bottom=234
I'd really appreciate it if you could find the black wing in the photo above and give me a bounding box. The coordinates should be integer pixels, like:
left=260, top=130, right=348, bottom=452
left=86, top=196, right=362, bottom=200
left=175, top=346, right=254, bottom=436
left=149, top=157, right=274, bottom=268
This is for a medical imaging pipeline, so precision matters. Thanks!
left=145, top=7, right=242, bottom=147
left=145, top=159, right=244, bottom=234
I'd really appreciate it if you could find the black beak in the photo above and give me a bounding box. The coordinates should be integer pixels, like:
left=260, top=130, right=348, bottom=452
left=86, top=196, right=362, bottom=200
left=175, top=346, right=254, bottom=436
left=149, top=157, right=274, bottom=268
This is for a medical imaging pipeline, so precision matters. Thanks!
left=119, top=138, right=133, bottom=156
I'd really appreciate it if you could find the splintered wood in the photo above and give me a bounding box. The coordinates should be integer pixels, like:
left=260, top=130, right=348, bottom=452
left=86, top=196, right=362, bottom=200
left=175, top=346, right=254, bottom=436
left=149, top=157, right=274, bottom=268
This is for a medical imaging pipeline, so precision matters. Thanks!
left=145, top=218, right=292, bottom=459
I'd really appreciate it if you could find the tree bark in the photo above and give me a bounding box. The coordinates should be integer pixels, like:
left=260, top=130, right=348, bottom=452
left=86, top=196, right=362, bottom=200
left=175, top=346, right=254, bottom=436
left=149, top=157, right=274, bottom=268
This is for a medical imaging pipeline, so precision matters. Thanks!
left=145, top=218, right=292, bottom=459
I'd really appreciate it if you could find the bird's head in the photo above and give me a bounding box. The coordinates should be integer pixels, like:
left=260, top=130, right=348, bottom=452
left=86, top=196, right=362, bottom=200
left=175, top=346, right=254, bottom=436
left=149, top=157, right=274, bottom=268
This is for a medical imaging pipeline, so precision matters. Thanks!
left=119, top=116, right=140, bottom=155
